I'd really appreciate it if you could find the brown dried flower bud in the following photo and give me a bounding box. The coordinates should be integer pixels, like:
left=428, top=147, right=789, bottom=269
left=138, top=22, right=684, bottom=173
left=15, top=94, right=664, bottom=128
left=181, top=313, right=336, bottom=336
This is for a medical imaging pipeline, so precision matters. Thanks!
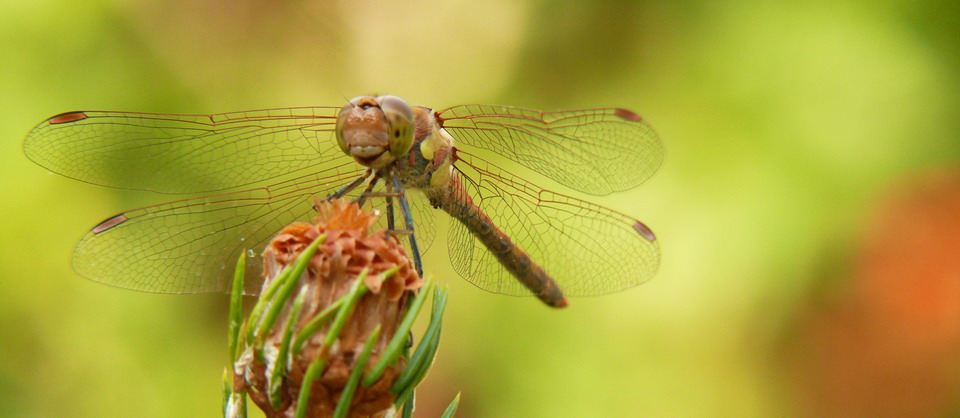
left=238, top=200, right=422, bottom=417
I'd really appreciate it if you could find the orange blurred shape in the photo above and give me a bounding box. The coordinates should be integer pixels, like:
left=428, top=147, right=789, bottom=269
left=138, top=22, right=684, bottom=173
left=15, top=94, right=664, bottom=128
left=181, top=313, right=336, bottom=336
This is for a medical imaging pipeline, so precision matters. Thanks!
left=790, top=168, right=960, bottom=417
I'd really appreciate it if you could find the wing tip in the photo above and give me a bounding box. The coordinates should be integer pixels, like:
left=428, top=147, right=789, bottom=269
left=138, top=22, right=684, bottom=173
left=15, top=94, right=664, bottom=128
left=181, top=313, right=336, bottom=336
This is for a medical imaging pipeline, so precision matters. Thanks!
left=48, top=111, right=89, bottom=125
left=632, top=220, right=657, bottom=242
left=90, top=213, right=130, bottom=234
left=614, top=108, right=643, bottom=122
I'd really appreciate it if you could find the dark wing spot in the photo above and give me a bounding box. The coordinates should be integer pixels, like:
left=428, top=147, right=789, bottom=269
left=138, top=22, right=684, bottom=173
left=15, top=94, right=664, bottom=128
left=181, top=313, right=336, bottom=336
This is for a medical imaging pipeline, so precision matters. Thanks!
left=91, top=214, right=129, bottom=234
left=632, top=221, right=656, bottom=242
left=614, top=108, right=643, bottom=122
left=48, top=111, right=88, bottom=124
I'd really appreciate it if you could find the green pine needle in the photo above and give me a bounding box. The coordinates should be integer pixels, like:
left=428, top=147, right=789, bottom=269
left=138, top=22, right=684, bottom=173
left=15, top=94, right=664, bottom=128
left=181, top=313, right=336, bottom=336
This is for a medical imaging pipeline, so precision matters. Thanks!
left=253, top=235, right=325, bottom=358
left=294, top=349, right=329, bottom=418
left=228, top=252, right=246, bottom=364
left=292, top=298, right=343, bottom=355
left=268, top=291, right=307, bottom=409
left=293, top=267, right=371, bottom=418
left=440, top=392, right=461, bottom=418
left=332, top=325, right=382, bottom=418
left=363, top=276, right=434, bottom=387
left=248, top=234, right=325, bottom=345
left=322, top=267, right=371, bottom=348
left=392, top=285, right=447, bottom=393
left=400, top=389, right=415, bottom=418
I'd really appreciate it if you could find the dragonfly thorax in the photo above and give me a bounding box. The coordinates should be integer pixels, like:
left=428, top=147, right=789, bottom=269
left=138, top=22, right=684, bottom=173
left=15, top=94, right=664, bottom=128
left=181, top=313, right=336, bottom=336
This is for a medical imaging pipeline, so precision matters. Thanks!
left=389, top=107, right=455, bottom=192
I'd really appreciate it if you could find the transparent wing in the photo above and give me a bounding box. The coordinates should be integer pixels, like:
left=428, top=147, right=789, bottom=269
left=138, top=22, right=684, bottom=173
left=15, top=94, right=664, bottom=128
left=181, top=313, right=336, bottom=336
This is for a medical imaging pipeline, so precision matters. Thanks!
left=347, top=180, right=438, bottom=256
left=438, top=105, right=663, bottom=196
left=402, top=188, right=439, bottom=255
left=73, top=163, right=365, bottom=295
left=24, top=107, right=344, bottom=193
left=447, top=151, right=660, bottom=297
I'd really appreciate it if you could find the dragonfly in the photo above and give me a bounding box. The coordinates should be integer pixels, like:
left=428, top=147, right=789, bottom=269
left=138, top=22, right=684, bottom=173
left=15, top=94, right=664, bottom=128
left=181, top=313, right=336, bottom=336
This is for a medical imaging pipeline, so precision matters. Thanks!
left=24, top=95, right=662, bottom=308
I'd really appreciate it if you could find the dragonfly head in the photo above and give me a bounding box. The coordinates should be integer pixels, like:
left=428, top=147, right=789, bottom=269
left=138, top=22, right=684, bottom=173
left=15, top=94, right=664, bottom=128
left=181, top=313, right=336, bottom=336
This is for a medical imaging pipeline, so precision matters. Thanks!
left=336, top=95, right=415, bottom=169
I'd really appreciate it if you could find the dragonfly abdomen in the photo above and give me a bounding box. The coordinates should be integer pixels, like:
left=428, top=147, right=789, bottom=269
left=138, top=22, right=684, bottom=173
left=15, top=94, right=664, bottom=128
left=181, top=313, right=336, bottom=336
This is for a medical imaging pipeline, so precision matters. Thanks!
left=431, top=173, right=568, bottom=308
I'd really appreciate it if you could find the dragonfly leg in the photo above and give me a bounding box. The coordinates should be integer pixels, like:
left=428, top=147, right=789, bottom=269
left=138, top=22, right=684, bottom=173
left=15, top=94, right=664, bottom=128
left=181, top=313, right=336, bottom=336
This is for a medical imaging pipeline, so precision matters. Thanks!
left=353, top=174, right=382, bottom=207
left=391, top=173, right=424, bottom=277
left=359, top=191, right=403, bottom=198
left=324, top=169, right=372, bottom=201
left=385, top=180, right=396, bottom=239
left=380, top=186, right=414, bottom=237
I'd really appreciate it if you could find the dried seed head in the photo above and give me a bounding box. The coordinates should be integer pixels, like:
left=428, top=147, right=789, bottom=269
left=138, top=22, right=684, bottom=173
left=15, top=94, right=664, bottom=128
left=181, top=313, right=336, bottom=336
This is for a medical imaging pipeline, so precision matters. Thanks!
left=239, top=200, right=422, bottom=417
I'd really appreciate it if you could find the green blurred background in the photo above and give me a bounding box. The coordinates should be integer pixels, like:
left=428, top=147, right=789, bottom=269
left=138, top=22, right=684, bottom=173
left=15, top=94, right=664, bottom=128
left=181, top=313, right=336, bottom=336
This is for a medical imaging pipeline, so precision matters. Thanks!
left=3, top=0, right=960, bottom=416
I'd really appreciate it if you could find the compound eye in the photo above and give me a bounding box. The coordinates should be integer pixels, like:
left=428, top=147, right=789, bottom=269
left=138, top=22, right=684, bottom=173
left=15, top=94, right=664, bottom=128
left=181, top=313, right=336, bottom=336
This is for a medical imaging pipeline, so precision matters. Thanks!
left=346, top=96, right=365, bottom=107
left=335, top=99, right=361, bottom=155
left=378, top=96, right=415, bottom=158
left=378, top=95, right=413, bottom=121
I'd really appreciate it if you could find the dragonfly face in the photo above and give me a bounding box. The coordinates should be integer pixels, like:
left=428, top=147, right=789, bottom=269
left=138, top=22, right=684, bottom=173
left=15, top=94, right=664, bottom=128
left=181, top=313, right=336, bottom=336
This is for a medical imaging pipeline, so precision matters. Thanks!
left=23, top=95, right=663, bottom=307
left=335, top=95, right=415, bottom=169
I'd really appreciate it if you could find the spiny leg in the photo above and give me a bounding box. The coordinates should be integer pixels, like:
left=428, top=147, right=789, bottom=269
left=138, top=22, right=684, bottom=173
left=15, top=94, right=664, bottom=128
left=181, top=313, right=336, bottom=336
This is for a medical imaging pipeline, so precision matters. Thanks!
left=359, top=177, right=413, bottom=238
left=354, top=174, right=382, bottom=208
left=385, top=183, right=396, bottom=237
left=391, top=173, right=424, bottom=276
left=324, top=169, right=372, bottom=201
